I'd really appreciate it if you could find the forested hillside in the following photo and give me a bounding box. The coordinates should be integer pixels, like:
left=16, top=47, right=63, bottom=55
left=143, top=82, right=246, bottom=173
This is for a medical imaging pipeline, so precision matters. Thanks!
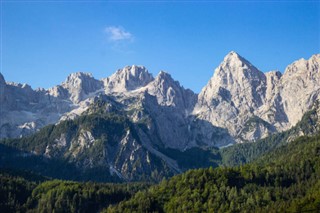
left=0, top=169, right=149, bottom=213
left=0, top=110, right=175, bottom=182
left=1, top=134, right=320, bottom=212
left=1, top=106, right=320, bottom=212
left=106, top=134, right=320, bottom=212
left=221, top=105, right=320, bottom=167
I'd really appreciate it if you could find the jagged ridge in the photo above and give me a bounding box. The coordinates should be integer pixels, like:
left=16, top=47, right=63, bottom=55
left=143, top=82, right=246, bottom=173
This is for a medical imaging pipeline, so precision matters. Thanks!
left=1, top=52, right=320, bottom=148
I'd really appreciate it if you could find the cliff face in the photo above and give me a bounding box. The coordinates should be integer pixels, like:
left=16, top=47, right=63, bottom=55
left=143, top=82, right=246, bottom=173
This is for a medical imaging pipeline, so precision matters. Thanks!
left=1, top=52, right=320, bottom=147
left=195, top=52, right=320, bottom=143
left=1, top=52, right=320, bottom=182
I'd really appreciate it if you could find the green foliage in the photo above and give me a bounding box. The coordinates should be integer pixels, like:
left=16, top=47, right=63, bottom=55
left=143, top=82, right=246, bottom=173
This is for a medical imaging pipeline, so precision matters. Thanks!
left=221, top=107, right=320, bottom=167
left=0, top=112, right=135, bottom=182
left=1, top=98, right=320, bottom=212
left=107, top=135, right=320, bottom=212
left=241, top=116, right=275, bottom=139
left=221, top=132, right=287, bottom=167
left=0, top=169, right=150, bottom=213
left=0, top=170, right=37, bottom=213
left=1, top=111, right=130, bottom=153
left=160, top=147, right=221, bottom=170
left=0, top=143, right=120, bottom=182
left=26, top=180, right=149, bottom=213
left=2, top=93, right=319, bottom=184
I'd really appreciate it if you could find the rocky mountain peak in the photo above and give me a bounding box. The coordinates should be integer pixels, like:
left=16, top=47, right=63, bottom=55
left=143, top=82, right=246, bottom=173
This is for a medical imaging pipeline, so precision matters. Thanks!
left=63, top=72, right=94, bottom=88
left=221, top=51, right=249, bottom=68
left=0, top=72, right=5, bottom=85
left=151, top=71, right=179, bottom=93
left=1, top=52, right=320, bottom=148
left=61, top=72, right=103, bottom=103
left=223, top=51, right=243, bottom=63
left=198, top=52, right=266, bottom=105
left=195, top=52, right=269, bottom=138
left=158, top=70, right=170, bottom=76
left=0, top=73, right=5, bottom=103
left=104, top=65, right=154, bottom=92
left=128, top=65, right=149, bottom=76
left=145, top=70, right=196, bottom=109
left=309, top=54, right=320, bottom=63
left=155, top=71, right=176, bottom=84
left=216, top=51, right=264, bottom=79
left=278, top=54, right=320, bottom=127
left=283, top=54, right=320, bottom=79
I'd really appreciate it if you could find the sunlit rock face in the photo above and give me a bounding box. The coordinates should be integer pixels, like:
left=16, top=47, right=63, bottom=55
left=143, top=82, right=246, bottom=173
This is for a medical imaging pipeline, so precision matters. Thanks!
left=1, top=52, right=320, bottom=148
left=194, top=52, right=320, bottom=142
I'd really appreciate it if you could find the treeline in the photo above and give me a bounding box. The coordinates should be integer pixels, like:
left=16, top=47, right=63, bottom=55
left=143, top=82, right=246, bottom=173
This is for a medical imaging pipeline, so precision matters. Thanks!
left=1, top=101, right=319, bottom=184
left=0, top=170, right=38, bottom=212
left=0, top=112, right=131, bottom=153
left=221, top=106, right=320, bottom=167
left=1, top=135, right=320, bottom=212
left=0, top=170, right=149, bottom=213
left=106, top=135, right=320, bottom=212
left=0, top=112, right=134, bottom=182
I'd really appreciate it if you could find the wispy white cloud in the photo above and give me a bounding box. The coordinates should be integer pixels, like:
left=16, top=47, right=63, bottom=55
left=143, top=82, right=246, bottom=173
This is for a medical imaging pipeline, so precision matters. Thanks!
left=105, top=26, right=134, bottom=42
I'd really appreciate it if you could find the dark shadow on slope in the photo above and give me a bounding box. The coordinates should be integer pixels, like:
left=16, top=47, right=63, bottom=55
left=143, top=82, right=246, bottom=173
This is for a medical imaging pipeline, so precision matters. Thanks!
left=221, top=103, right=320, bottom=167
left=0, top=143, right=120, bottom=182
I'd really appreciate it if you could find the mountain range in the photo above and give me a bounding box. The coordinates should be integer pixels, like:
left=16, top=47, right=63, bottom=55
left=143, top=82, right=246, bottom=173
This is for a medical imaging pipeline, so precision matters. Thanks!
left=1, top=51, right=319, bottom=181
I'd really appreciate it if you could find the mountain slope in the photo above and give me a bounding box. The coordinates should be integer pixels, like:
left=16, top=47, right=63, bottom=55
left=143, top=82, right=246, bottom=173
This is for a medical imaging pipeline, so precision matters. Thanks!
left=194, top=52, right=320, bottom=143
left=1, top=98, right=318, bottom=183
left=1, top=52, right=320, bottom=147
left=0, top=108, right=177, bottom=182
left=0, top=94, right=224, bottom=182
left=106, top=133, right=320, bottom=213
left=103, top=65, right=154, bottom=93
left=0, top=169, right=149, bottom=213
left=221, top=101, right=320, bottom=167
left=195, top=51, right=268, bottom=138
left=1, top=52, right=320, bottom=182
left=1, top=132, right=320, bottom=212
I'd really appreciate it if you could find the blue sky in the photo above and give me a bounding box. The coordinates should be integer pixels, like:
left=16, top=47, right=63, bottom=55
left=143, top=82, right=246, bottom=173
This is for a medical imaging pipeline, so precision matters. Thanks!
left=1, top=1, right=319, bottom=93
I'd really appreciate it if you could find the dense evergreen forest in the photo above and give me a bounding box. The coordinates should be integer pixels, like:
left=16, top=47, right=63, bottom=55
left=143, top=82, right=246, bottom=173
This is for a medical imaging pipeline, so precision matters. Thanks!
left=106, top=135, right=320, bottom=212
left=0, top=169, right=149, bottom=213
left=221, top=107, right=320, bottom=167
left=1, top=106, right=319, bottom=212
left=1, top=102, right=318, bottom=184
left=1, top=133, right=320, bottom=212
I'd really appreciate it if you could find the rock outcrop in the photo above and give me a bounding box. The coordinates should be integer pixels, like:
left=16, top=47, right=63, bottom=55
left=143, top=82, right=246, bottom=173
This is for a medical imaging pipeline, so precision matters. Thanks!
left=194, top=52, right=320, bottom=143
left=103, top=65, right=154, bottom=93
left=1, top=52, right=320, bottom=148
